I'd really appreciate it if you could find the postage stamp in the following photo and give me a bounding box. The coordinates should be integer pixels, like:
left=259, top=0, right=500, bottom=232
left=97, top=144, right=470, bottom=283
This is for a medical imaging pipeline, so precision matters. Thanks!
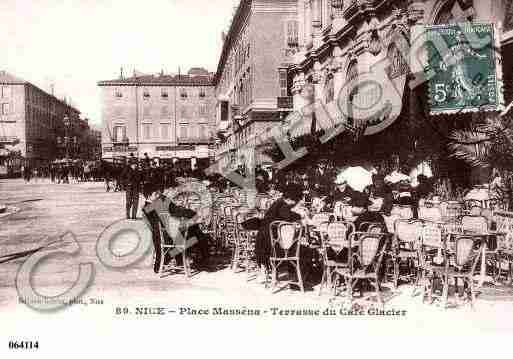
left=426, top=23, right=501, bottom=115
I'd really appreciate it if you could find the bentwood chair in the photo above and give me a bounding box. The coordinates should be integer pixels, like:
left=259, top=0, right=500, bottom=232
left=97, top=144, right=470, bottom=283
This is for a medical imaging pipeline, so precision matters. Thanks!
left=318, top=221, right=355, bottom=296
left=154, top=212, right=192, bottom=279
left=392, top=219, right=423, bottom=288
left=336, top=232, right=390, bottom=308
left=269, top=221, right=305, bottom=293
left=443, top=236, right=484, bottom=309
left=232, top=209, right=259, bottom=280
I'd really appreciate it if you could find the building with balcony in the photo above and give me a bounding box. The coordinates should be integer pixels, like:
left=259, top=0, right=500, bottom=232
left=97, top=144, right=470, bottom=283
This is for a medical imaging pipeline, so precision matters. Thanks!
left=0, top=70, right=82, bottom=164
left=214, top=0, right=299, bottom=172
left=97, top=68, right=216, bottom=169
left=287, top=0, right=513, bottom=185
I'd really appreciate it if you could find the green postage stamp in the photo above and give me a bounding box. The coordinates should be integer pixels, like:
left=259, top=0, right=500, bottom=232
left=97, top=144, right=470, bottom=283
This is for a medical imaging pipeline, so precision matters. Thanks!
left=426, top=23, right=502, bottom=115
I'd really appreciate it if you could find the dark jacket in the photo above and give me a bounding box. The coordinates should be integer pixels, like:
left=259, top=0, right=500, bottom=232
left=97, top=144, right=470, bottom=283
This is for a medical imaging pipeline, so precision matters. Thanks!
left=255, top=198, right=301, bottom=266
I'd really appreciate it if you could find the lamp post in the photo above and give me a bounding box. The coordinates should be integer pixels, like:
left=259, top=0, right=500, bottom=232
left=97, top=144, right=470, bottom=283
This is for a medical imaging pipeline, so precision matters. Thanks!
left=63, top=114, right=70, bottom=160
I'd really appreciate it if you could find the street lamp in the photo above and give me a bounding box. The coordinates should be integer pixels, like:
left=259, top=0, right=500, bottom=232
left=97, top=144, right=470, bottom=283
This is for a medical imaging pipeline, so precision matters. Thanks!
left=63, top=114, right=70, bottom=160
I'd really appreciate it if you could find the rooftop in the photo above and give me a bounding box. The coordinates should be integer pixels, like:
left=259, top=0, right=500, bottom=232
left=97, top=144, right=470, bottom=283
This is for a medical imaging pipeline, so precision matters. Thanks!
left=98, top=69, right=215, bottom=86
left=0, top=70, right=81, bottom=114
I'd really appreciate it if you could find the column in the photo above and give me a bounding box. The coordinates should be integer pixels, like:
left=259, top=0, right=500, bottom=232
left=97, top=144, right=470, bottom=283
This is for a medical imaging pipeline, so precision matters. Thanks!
left=292, top=72, right=306, bottom=111
left=332, top=46, right=344, bottom=97
left=312, top=60, right=323, bottom=101
left=312, top=0, right=322, bottom=47
left=305, top=0, right=313, bottom=50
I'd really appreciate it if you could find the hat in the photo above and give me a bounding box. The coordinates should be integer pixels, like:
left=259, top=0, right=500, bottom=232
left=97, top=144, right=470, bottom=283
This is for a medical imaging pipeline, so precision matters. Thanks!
left=282, top=183, right=303, bottom=202
left=334, top=173, right=347, bottom=185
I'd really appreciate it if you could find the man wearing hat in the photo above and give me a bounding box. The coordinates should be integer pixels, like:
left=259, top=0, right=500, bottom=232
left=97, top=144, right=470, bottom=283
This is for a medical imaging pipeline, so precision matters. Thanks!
left=123, top=159, right=142, bottom=219
left=326, top=175, right=358, bottom=210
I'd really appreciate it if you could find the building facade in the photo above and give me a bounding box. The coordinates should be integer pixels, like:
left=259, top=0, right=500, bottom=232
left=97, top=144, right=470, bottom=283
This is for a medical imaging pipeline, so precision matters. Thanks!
left=286, top=0, right=512, bottom=183
left=289, top=0, right=512, bottom=129
left=214, top=0, right=300, bottom=172
left=98, top=68, right=216, bottom=169
left=0, top=70, right=85, bottom=164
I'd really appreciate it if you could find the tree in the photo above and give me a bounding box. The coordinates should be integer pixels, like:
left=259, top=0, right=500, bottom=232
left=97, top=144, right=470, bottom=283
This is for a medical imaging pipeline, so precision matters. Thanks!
left=449, top=112, right=513, bottom=209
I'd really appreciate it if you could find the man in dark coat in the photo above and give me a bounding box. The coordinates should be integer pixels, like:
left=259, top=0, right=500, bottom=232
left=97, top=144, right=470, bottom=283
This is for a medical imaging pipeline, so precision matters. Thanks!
left=123, top=161, right=142, bottom=219
left=254, top=183, right=303, bottom=270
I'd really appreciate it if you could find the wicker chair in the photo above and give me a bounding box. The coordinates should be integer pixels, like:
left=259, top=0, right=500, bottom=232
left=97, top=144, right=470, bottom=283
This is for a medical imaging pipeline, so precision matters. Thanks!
left=493, top=211, right=513, bottom=284
left=418, top=206, right=443, bottom=223
left=318, top=221, right=355, bottom=296
left=391, top=205, right=414, bottom=220
left=269, top=221, right=305, bottom=293
left=336, top=232, right=390, bottom=308
left=443, top=236, right=484, bottom=309
left=358, top=221, right=386, bottom=233
left=232, top=210, right=259, bottom=280
left=440, top=201, right=464, bottom=223
left=392, top=219, right=423, bottom=288
left=415, top=221, right=448, bottom=302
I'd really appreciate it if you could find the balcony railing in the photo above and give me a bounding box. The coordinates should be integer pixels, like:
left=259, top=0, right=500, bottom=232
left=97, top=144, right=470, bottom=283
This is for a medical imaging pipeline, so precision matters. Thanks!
left=178, top=137, right=213, bottom=144
left=0, top=136, right=19, bottom=145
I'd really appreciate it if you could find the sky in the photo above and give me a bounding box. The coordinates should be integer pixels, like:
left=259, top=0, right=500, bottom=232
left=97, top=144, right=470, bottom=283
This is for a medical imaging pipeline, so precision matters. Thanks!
left=0, top=0, right=240, bottom=127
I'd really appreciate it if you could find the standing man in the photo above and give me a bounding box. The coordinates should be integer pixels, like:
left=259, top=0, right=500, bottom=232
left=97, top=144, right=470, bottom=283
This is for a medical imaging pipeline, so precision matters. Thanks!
left=123, top=159, right=142, bottom=220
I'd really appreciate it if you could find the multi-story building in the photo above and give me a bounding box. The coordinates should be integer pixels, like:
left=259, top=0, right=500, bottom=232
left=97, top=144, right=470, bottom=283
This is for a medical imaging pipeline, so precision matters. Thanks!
left=287, top=0, right=513, bottom=184
left=97, top=68, right=216, bottom=170
left=214, top=0, right=299, bottom=172
left=0, top=70, right=82, bottom=164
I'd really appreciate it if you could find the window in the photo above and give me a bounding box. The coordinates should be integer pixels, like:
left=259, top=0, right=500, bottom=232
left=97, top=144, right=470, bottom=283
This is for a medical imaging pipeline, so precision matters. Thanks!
left=180, top=88, right=188, bottom=99
left=160, top=123, right=170, bottom=140
left=200, top=124, right=210, bottom=139
left=179, top=124, right=188, bottom=139
left=199, top=88, right=206, bottom=98
left=143, top=88, right=150, bottom=98
left=114, top=106, right=123, bottom=118
left=1, top=103, right=10, bottom=115
left=279, top=69, right=288, bottom=97
left=199, top=104, right=208, bottom=117
left=113, top=126, right=126, bottom=142
left=286, top=20, right=299, bottom=47
left=142, top=123, right=152, bottom=140
left=114, top=88, right=123, bottom=98
left=180, top=106, right=188, bottom=119
left=1, top=86, right=10, bottom=98
left=161, top=106, right=169, bottom=118
left=324, top=74, right=334, bottom=103
left=161, top=88, right=168, bottom=98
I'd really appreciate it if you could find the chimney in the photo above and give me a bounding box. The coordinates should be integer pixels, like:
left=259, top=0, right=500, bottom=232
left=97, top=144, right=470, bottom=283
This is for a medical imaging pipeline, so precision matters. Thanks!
left=120, top=66, right=124, bottom=79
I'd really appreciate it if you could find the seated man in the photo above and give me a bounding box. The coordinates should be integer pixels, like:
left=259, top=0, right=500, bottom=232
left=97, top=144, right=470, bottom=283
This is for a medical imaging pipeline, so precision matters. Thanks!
left=143, top=195, right=211, bottom=272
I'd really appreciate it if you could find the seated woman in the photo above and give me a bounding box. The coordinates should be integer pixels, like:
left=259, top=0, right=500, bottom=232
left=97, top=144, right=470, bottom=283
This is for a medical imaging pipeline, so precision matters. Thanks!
left=254, top=183, right=305, bottom=280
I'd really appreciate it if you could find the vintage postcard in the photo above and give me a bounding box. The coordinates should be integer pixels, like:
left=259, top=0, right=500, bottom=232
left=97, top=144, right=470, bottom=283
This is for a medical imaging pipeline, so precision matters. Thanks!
left=1, top=0, right=513, bottom=357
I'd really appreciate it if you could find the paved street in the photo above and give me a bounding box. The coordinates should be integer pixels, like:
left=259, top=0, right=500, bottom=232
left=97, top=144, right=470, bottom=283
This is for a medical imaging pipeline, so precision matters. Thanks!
left=1, top=179, right=512, bottom=333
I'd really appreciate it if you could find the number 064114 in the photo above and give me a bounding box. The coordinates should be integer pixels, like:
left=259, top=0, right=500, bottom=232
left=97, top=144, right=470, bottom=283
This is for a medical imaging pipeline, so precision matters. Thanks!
left=8, top=341, right=39, bottom=350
